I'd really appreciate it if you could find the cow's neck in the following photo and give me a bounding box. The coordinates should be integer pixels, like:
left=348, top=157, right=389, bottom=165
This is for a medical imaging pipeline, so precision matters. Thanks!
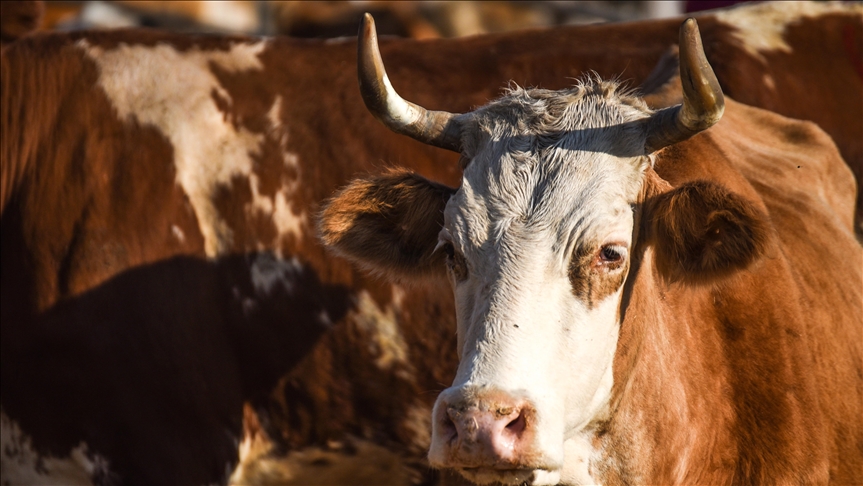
left=592, top=247, right=738, bottom=483
left=579, top=168, right=736, bottom=483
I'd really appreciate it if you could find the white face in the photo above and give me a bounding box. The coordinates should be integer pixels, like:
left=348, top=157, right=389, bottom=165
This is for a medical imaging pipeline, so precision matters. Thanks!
left=428, top=82, right=652, bottom=483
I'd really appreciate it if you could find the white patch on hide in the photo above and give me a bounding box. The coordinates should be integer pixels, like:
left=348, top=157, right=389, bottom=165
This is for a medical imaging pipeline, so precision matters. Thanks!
left=762, top=73, right=776, bottom=91
left=350, top=289, right=412, bottom=376
left=317, top=310, right=331, bottom=327
left=171, top=224, right=185, bottom=242
left=711, top=1, right=859, bottom=61
left=272, top=189, right=305, bottom=245
left=80, top=40, right=305, bottom=257
left=0, top=410, right=111, bottom=485
left=250, top=253, right=302, bottom=296
left=259, top=95, right=307, bottom=254
left=198, top=1, right=258, bottom=33
left=267, top=95, right=283, bottom=131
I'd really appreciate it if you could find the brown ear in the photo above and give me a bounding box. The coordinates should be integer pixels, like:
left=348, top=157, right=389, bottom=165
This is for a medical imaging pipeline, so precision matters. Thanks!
left=318, top=168, right=456, bottom=280
left=646, top=180, right=769, bottom=282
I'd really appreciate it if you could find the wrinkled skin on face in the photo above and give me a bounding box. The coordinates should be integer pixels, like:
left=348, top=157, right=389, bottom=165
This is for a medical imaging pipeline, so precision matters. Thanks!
left=426, top=81, right=654, bottom=484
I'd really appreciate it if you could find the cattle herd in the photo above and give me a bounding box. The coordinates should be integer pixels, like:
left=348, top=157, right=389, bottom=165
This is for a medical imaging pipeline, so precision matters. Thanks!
left=1, top=1, right=861, bottom=485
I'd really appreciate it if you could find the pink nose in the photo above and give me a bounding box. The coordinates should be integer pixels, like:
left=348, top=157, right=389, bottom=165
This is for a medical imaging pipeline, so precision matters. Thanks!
left=435, top=394, right=535, bottom=468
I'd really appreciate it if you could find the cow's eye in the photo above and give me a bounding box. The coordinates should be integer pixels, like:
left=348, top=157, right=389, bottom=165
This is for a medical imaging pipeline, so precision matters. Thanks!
left=600, top=246, right=622, bottom=262
left=437, top=240, right=468, bottom=282
left=441, top=241, right=455, bottom=259
left=597, top=244, right=627, bottom=269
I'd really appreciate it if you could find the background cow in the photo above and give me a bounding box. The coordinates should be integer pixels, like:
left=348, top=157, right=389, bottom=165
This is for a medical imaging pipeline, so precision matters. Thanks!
left=2, top=2, right=861, bottom=484
left=320, top=14, right=861, bottom=485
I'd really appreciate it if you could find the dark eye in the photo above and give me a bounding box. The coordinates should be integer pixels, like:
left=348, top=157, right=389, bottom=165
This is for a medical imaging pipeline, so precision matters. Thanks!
left=600, top=246, right=622, bottom=262
left=597, top=244, right=627, bottom=269
left=441, top=242, right=455, bottom=259
left=437, top=240, right=468, bottom=282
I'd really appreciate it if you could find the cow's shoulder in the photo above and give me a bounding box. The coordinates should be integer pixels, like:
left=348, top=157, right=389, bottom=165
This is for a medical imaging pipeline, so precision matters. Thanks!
left=656, top=98, right=856, bottom=237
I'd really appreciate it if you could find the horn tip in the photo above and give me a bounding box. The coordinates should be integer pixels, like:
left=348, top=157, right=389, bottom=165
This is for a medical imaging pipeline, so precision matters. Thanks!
left=681, top=17, right=698, bottom=31
left=360, top=13, right=375, bottom=37
left=680, top=17, right=701, bottom=44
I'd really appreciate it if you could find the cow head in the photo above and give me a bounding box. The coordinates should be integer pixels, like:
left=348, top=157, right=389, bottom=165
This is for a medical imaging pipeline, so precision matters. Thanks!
left=320, top=15, right=766, bottom=485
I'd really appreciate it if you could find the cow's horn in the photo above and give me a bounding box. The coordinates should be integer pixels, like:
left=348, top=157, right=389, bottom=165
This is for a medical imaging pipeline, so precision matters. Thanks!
left=358, top=13, right=462, bottom=152
left=644, top=18, right=724, bottom=153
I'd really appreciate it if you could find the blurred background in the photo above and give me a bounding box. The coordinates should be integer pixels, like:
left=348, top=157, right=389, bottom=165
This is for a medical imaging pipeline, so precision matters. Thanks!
left=37, top=1, right=746, bottom=38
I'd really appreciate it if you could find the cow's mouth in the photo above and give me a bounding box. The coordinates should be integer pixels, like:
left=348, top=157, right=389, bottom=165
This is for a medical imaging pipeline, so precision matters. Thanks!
left=457, top=466, right=559, bottom=485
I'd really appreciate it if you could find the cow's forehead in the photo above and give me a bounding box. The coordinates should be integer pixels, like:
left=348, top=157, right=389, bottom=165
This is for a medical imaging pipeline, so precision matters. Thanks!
left=446, top=80, right=651, bottom=254
left=462, top=80, right=652, bottom=154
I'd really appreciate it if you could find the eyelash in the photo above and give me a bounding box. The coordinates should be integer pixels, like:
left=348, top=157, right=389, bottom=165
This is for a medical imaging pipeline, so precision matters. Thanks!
left=438, top=240, right=468, bottom=281
left=596, top=244, right=627, bottom=269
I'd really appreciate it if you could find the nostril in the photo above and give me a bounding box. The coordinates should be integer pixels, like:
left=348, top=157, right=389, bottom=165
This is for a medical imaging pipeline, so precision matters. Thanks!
left=441, top=407, right=459, bottom=440
left=504, top=410, right=526, bottom=436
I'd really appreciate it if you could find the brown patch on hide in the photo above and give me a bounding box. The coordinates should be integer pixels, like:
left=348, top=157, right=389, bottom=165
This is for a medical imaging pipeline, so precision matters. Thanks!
left=568, top=244, right=630, bottom=309
left=646, top=180, right=769, bottom=283
left=319, top=168, right=456, bottom=280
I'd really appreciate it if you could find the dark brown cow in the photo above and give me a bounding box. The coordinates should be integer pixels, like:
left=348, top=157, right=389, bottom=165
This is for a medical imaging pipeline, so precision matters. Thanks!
left=1, top=2, right=860, bottom=484
left=321, top=14, right=862, bottom=485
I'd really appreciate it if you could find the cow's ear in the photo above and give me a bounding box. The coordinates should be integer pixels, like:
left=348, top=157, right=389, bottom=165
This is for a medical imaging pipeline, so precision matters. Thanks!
left=645, top=179, right=769, bottom=282
left=319, top=168, right=456, bottom=280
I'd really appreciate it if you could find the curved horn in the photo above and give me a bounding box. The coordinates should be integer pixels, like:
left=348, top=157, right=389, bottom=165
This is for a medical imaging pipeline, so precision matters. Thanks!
left=358, top=13, right=462, bottom=152
left=644, top=18, right=725, bottom=153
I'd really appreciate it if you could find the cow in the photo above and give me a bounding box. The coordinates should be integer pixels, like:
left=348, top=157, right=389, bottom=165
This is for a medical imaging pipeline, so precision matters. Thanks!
left=1, top=2, right=860, bottom=484
left=320, top=13, right=862, bottom=486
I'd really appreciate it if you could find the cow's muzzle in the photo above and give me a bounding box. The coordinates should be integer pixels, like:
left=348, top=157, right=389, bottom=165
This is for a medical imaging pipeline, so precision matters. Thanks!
left=429, top=387, right=561, bottom=485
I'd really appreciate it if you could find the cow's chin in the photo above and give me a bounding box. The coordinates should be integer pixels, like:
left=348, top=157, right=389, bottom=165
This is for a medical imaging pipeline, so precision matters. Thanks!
left=455, top=467, right=561, bottom=485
